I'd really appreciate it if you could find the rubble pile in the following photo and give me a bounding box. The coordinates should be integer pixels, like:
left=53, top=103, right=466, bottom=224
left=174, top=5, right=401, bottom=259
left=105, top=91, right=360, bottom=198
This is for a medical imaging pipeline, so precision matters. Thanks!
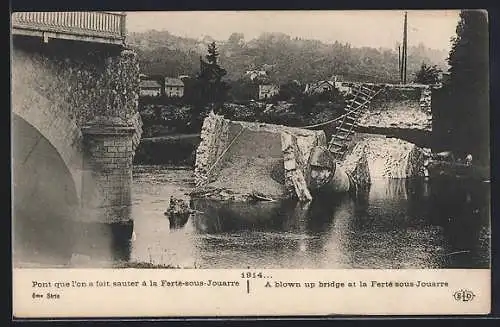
left=13, top=47, right=140, bottom=126
left=281, top=132, right=312, bottom=201
left=340, top=142, right=371, bottom=188
left=193, top=113, right=325, bottom=201
left=193, top=113, right=427, bottom=203
left=164, top=196, right=191, bottom=229
left=360, top=137, right=426, bottom=178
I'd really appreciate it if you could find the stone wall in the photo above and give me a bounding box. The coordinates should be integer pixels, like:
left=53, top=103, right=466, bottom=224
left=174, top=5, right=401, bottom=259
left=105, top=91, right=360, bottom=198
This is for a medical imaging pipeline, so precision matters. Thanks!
left=81, top=124, right=135, bottom=223
left=281, top=131, right=324, bottom=200
left=12, top=41, right=140, bottom=127
left=419, top=87, right=432, bottom=115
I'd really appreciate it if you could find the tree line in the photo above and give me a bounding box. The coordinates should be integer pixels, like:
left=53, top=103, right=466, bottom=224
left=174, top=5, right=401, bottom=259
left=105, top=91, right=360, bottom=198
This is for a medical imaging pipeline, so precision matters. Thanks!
left=128, top=31, right=448, bottom=85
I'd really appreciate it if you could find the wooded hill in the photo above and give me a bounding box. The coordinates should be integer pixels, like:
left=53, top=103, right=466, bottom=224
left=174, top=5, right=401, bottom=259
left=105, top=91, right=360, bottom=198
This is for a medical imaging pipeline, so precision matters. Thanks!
left=128, top=30, right=449, bottom=84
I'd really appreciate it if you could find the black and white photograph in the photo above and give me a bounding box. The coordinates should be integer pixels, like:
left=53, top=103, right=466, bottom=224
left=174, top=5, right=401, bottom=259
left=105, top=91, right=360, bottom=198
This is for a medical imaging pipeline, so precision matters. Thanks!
left=11, top=10, right=490, bottom=272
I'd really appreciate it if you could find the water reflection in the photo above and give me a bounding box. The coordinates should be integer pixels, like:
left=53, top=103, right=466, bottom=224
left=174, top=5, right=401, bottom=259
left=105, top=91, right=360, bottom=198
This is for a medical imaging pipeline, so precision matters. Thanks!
left=13, top=166, right=490, bottom=269
left=13, top=213, right=133, bottom=268
left=183, top=175, right=489, bottom=269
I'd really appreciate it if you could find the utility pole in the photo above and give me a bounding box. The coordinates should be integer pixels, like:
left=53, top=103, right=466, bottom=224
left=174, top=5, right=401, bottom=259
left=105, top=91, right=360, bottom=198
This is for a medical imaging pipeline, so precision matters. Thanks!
left=402, top=11, right=408, bottom=84
left=398, top=45, right=402, bottom=83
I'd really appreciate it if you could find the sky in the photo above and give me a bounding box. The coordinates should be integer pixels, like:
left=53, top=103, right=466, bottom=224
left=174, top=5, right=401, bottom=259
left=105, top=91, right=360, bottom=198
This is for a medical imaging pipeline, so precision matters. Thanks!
left=125, top=10, right=461, bottom=51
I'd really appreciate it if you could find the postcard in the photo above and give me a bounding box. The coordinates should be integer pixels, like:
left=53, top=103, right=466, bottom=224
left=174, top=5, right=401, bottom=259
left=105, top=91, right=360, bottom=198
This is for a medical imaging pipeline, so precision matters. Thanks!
left=11, top=9, right=491, bottom=318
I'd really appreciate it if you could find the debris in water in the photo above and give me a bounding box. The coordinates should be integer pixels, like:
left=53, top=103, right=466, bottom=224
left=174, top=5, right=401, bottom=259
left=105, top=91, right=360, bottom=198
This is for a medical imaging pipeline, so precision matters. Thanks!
left=165, top=196, right=192, bottom=229
left=249, top=191, right=276, bottom=202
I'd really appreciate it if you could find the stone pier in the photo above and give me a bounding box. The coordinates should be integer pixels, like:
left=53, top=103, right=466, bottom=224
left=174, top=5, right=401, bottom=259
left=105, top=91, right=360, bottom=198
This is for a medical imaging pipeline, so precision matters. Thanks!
left=80, top=118, right=136, bottom=249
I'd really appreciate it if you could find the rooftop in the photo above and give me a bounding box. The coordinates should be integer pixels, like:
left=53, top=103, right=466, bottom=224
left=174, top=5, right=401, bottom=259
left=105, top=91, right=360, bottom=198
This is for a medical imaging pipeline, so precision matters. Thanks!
left=164, top=77, right=184, bottom=86
left=140, top=80, right=162, bottom=88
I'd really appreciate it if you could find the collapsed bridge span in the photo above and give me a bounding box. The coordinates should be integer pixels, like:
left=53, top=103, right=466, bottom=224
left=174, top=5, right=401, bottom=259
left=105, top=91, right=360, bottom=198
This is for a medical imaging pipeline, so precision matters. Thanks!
left=192, top=113, right=374, bottom=202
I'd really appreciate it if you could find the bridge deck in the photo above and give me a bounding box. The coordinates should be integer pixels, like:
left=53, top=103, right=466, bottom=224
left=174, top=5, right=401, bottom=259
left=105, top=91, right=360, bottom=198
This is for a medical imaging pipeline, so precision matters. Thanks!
left=11, top=11, right=126, bottom=45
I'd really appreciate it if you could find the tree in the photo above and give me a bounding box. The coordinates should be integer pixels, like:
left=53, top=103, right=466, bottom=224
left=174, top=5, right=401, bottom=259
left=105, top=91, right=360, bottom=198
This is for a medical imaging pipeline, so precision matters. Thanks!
left=436, top=10, right=489, bottom=167
left=448, top=10, right=489, bottom=93
left=227, top=32, right=244, bottom=46
left=414, top=62, right=441, bottom=84
left=205, top=41, right=220, bottom=65
left=190, top=42, right=230, bottom=127
left=199, top=42, right=230, bottom=105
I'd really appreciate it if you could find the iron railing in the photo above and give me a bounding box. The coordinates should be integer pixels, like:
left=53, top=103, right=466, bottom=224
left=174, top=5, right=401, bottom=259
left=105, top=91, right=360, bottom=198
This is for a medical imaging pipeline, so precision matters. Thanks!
left=11, top=11, right=126, bottom=44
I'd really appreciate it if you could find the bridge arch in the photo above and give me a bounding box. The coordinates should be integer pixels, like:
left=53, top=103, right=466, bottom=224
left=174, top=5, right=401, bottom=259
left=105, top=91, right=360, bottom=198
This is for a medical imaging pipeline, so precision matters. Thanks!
left=12, top=113, right=81, bottom=264
left=11, top=48, right=84, bottom=202
left=12, top=113, right=80, bottom=211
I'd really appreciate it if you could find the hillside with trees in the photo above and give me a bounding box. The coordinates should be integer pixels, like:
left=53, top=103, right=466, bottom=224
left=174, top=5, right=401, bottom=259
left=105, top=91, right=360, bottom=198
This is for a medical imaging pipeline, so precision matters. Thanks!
left=128, top=31, right=449, bottom=84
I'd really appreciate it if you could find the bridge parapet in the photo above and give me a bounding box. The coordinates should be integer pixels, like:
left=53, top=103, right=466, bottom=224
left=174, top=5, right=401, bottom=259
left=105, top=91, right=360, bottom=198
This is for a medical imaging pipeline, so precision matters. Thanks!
left=11, top=11, right=126, bottom=45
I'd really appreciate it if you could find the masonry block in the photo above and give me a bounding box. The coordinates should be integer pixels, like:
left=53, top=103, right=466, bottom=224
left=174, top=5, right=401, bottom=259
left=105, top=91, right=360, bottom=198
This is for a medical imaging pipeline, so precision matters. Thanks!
left=81, top=122, right=136, bottom=234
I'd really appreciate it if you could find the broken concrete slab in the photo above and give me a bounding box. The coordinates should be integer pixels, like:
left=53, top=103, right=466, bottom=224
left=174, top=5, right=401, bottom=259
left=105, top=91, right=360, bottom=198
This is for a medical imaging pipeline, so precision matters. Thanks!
left=193, top=112, right=325, bottom=201
left=340, top=141, right=371, bottom=191
left=281, top=132, right=312, bottom=202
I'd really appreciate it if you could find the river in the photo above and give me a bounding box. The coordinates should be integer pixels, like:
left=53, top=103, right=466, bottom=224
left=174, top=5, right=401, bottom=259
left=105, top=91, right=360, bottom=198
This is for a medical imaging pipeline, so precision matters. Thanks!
left=12, top=164, right=490, bottom=269
left=128, top=165, right=490, bottom=269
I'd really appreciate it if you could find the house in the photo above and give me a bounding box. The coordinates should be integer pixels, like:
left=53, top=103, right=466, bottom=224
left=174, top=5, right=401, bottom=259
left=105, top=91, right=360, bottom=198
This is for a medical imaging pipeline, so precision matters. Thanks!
left=258, top=84, right=280, bottom=100
left=245, top=70, right=268, bottom=81
left=304, top=80, right=335, bottom=95
left=329, top=74, right=350, bottom=91
left=164, top=77, right=185, bottom=98
left=139, top=79, right=162, bottom=97
left=336, top=82, right=352, bottom=94
left=330, top=74, right=345, bottom=83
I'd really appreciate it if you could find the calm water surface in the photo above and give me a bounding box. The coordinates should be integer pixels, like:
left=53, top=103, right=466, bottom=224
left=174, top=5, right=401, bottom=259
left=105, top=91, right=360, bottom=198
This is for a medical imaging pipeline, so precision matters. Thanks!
left=129, top=165, right=490, bottom=269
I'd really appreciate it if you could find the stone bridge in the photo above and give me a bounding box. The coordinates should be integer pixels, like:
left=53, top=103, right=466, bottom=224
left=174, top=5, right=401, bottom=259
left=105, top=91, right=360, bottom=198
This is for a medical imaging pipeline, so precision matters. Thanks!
left=11, top=12, right=143, bottom=265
